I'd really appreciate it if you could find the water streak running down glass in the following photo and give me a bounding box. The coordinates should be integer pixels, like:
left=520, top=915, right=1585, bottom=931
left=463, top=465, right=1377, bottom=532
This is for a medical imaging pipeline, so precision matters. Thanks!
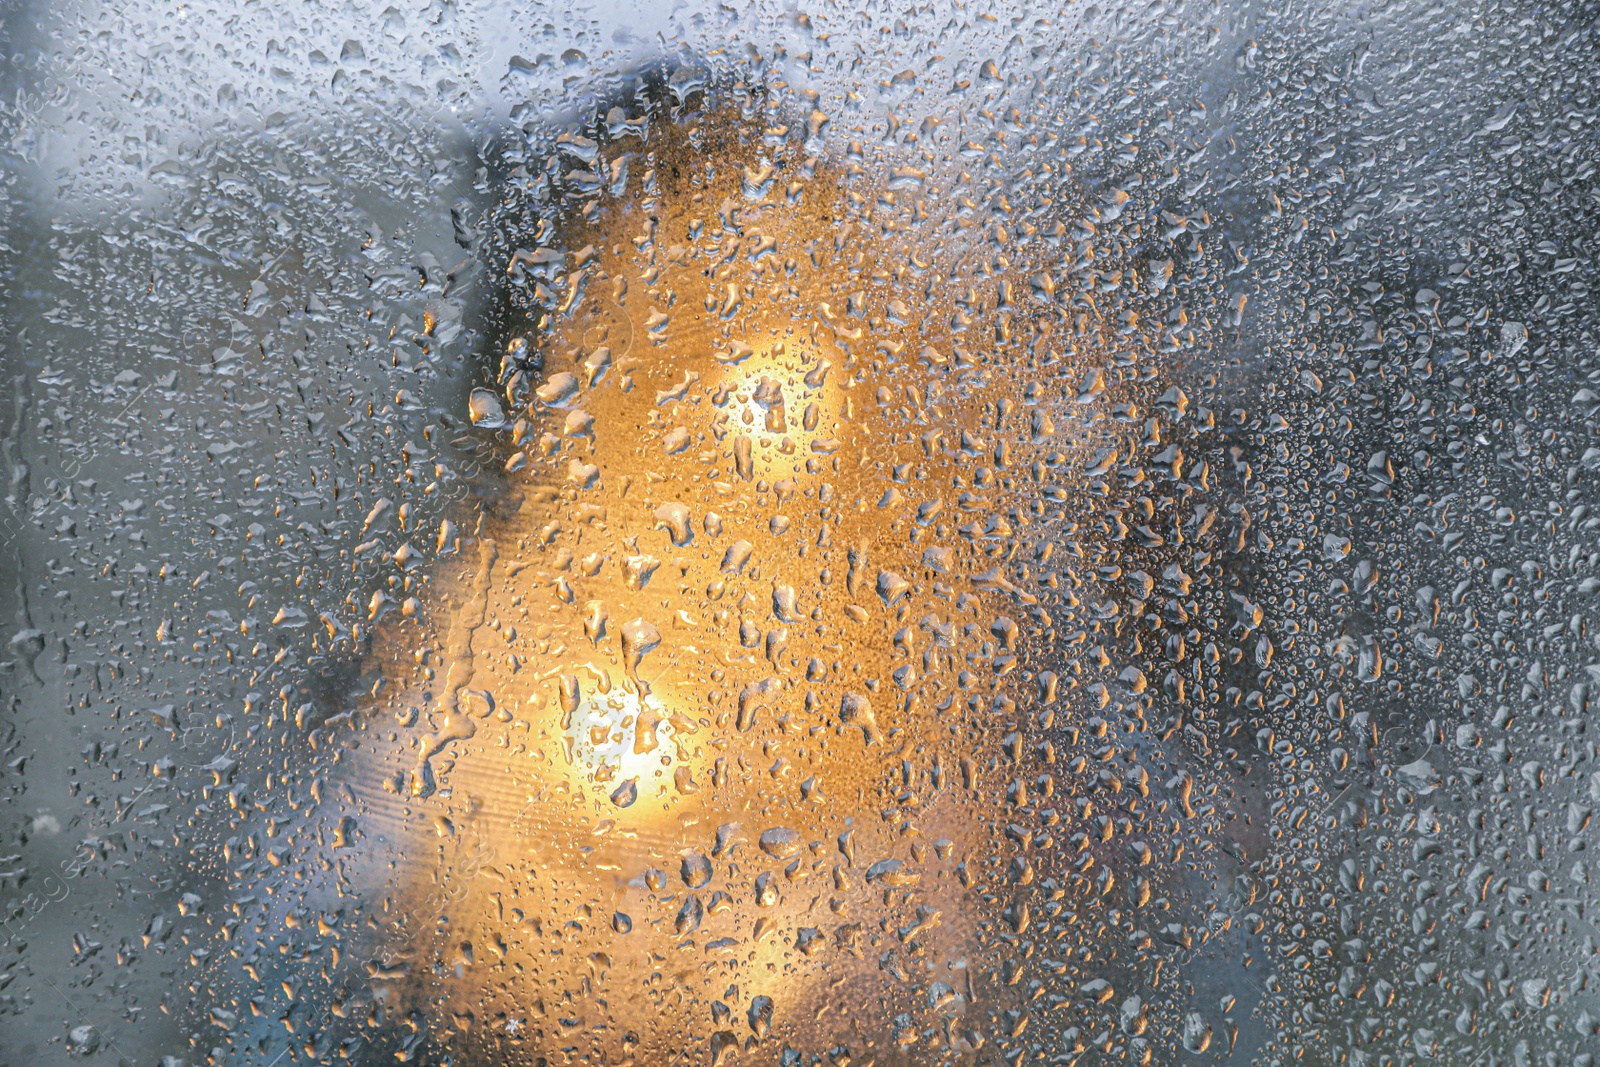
left=1, top=1, right=1598, bottom=1065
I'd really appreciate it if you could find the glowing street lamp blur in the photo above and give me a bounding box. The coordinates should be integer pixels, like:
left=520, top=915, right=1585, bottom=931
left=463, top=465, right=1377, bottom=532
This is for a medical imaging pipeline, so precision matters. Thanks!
left=330, top=72, right=1206, bottom=1064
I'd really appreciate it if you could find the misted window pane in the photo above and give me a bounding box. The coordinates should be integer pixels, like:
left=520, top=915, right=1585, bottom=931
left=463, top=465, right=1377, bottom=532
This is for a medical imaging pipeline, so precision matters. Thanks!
left=2, top=3, right=1597, bottom=1067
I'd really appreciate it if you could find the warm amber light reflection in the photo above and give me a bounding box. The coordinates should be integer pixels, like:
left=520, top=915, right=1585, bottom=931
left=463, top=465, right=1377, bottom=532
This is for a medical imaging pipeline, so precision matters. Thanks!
left=324, top=86, right=1188, bottom=1063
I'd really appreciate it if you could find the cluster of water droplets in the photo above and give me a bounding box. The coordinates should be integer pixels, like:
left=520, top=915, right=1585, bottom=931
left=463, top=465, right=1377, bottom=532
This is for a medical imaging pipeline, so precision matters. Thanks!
left=2, top=0, right=1598, bottom=1065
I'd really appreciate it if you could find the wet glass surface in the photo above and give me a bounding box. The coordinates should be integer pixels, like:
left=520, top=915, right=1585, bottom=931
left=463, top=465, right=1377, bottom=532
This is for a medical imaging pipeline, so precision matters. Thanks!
left=2, top=1, right=1599, bottom=1065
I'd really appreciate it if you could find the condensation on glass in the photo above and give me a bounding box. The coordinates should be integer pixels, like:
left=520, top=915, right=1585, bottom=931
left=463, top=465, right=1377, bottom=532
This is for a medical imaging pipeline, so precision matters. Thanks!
left=1, top=1, right=1597, bottom=1066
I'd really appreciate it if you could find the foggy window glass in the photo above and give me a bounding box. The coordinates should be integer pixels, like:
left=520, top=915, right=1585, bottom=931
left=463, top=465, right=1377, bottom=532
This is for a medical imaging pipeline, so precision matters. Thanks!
left=2, top=2, right=1598, bottom=1066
